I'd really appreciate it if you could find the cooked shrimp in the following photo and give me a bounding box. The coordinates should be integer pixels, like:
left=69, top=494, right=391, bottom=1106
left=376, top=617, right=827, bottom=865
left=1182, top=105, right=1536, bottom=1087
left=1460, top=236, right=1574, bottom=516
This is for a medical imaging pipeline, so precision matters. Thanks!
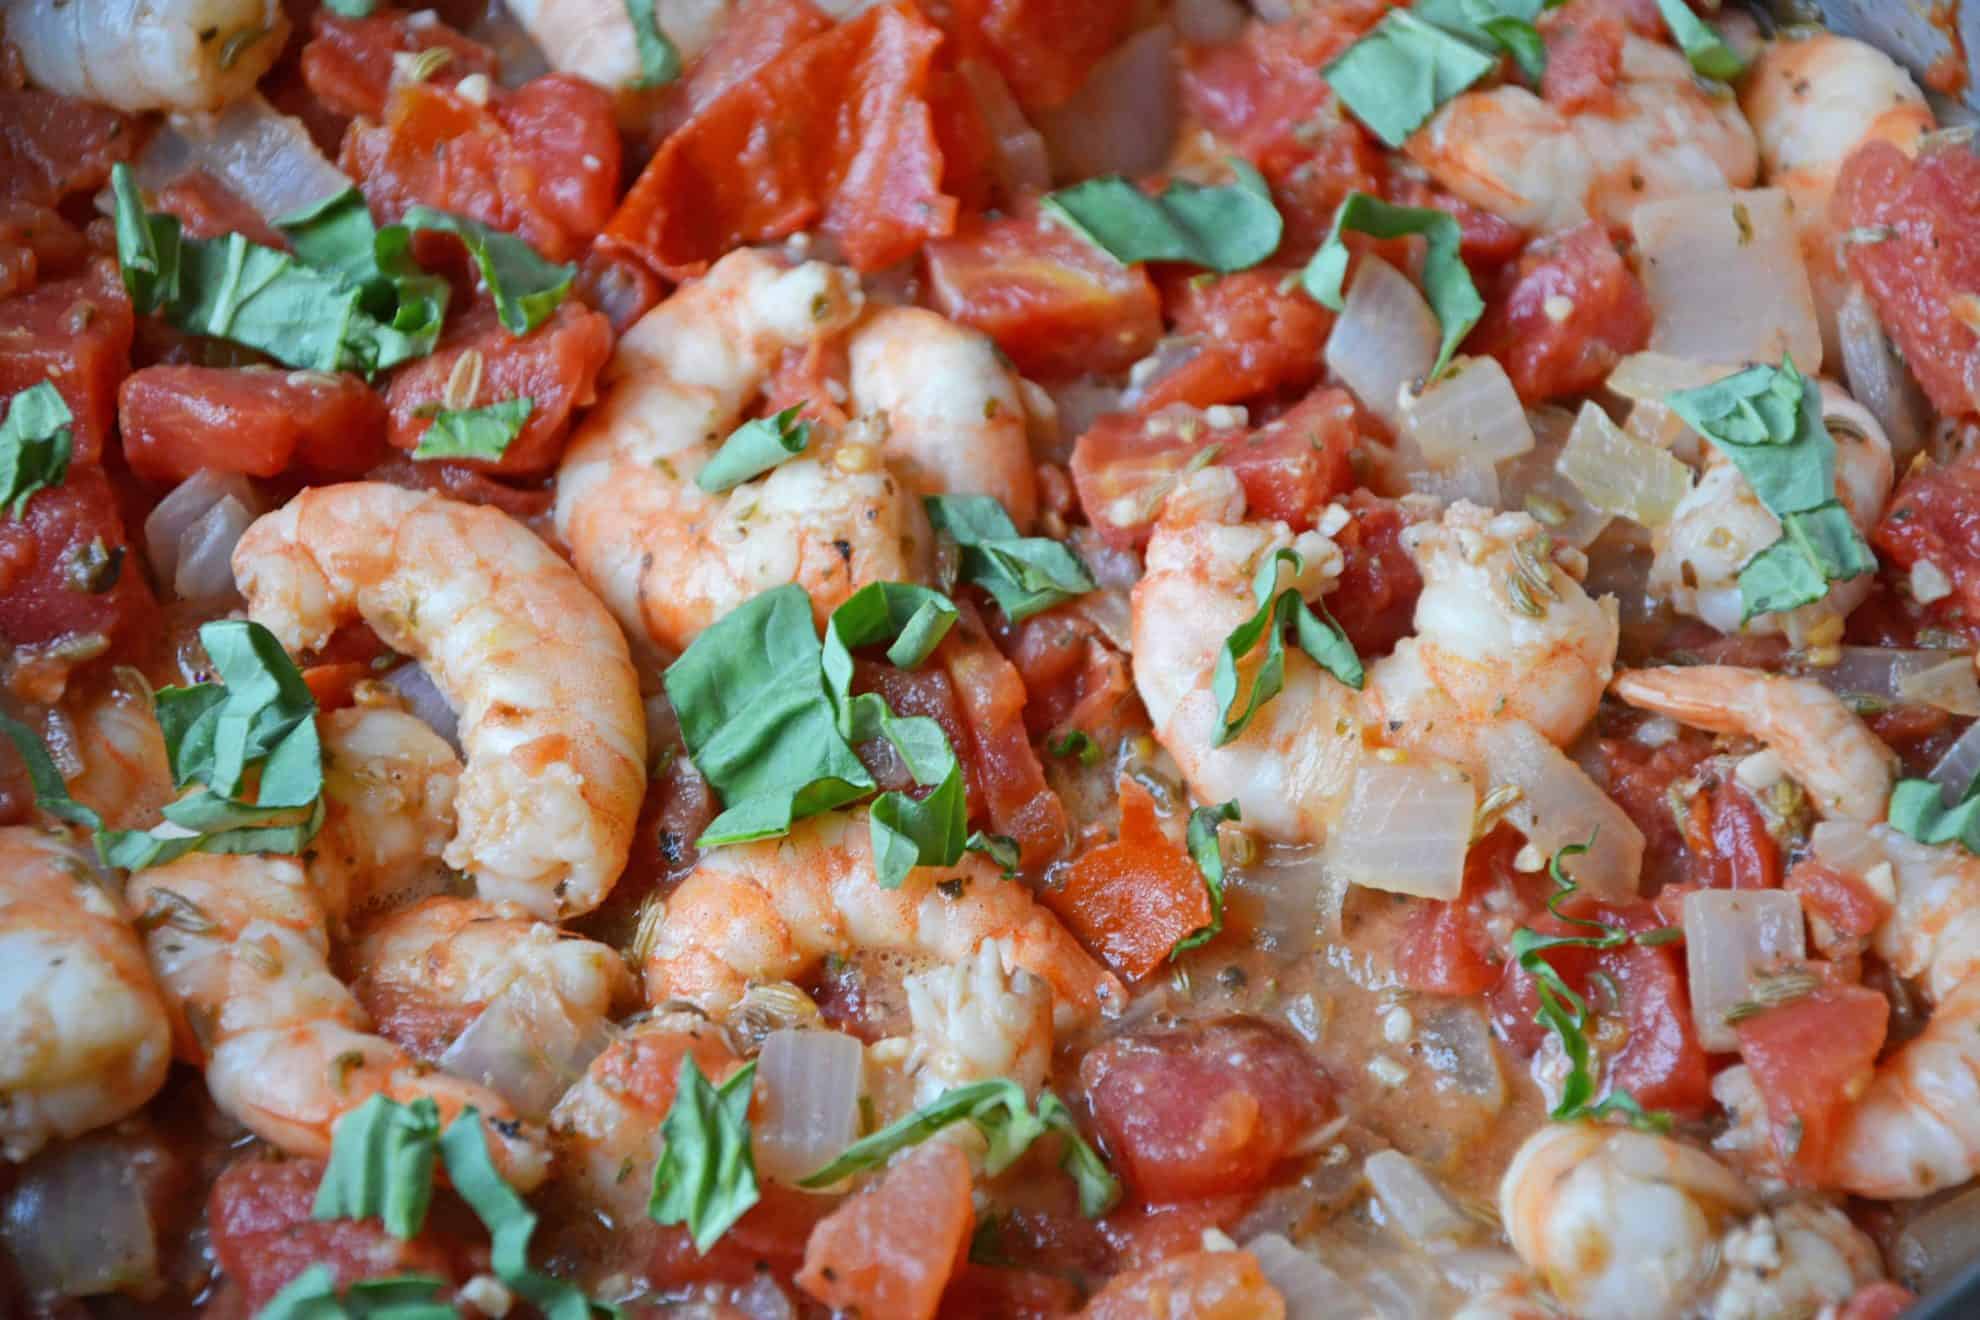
left=1650, top=384, right=1895, bottom=641
left=311, top=706, right=461, bottom=926
left=0, top=829, right=171, bottom=1161
left=125, top=852, right=549, bottom=1188
left=233, top=483, right=646, bottom=920
left=898, top=939, right=1053, bottom=1106
left=1610, top=666, right=1895, bottom=823
left=846, top=306, right=1037, bottom=529
left=502, top=0, right=728, bottom=96
left=1705, top=1201, right=1885, bottom=1320
left=1, top=0, right=289, bottom=112
left=58, top=682, right=174, bottom=833
left=1741, top=33, right=1933, bottom=355
left=645, top=807, right=1122, bottom=1029
left=1499, top=1123, right=1758, bottom=1320
left=1408, top=35, right=1758, bottom=231
left=554, top=247, right=930, bottom=651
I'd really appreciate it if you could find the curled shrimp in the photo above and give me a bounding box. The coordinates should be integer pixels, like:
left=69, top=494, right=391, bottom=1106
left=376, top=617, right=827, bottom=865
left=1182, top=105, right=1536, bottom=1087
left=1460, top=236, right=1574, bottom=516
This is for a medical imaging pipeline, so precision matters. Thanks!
left=1407, top=34, right=1757, bottom=231
left=1649, top=384, right=1894, bottom=641
left=1610, top=665, right=1895, bottom=824
left=311, top=706, right=460, bottom=926
left=502, top=0, right=728, bottom=96
left=126, top=852, right=550, bottom=1188
left=645, top=806, right=1122, bottom=1030
left=0, top=828, right=171, bottom=1161
left=1707, top=1201, right=1885, bottom=1320
left=2, top=0, right=289, bottom=112
left=58, top=681, right=175, bottom=833
left=233, top=483, right=646, bottom=920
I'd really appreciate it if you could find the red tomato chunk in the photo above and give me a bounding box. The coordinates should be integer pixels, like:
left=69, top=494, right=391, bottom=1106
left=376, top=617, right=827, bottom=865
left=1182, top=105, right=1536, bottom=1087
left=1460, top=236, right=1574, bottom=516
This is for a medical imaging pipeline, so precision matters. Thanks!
left=1466, top=221, right=1652, bottom=403
left=1140, top=268, right=1333, bottom=412
left=1540, top=0, right=1626, bottom=113
left=1079, top=1017, right=1334, bottom=1202
left=1320, top=490, right=1424, bottom=659
left=150, top=170, right=289, bottom=247
left=0, top=468, right=155, bottom=659
left=1046, top=776, right=1212, bottom=982
left=1735, top=982, right=1888, bottom=1183
left=300, top=9, right=498, bottom=121
left=0, top=260, right=135, bottom=465
left=949, top=0, right=1138, bottom=112
left=797, top=1143, right=974, bottom=1320
left=0, top=200, right=86, bottom=300
left=120, top=365, right=390, bottom=483
left=1873, top=450, right=1980, bottom=640
left=0, top=88, right=136, bottom=207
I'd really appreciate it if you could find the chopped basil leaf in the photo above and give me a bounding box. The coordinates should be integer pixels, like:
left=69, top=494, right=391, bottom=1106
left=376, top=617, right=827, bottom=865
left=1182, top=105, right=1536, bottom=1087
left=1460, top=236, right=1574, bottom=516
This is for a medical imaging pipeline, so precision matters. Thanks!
left=1048, top=730, right=1101, bottom=766
left=800, top=1079, right=1121, bottom=1218
left=312, top=1094, right=443, bottom=1240
left=1303, top=192, right=1483, bottom=377
left=625, top=0, right=684, bottom=88
left=925, top=494, right=1096, bottom=622
left=1042, top=159, right=1283, bottom=274
left=1412, top=0, right=1553, bottom=83
left=967, top=831, right=1022, bottom=877
left=254, top=1265, right=454, bottom=1320
left=396, top=207, right=575, bottom=336
left=322, top=0, right=381, bottom=16
left=439, top=1113, right=608, bottom=1320
left=1737, top=503, right=1877, bottom=619
left=1323, top=10, right=1497, bottom=148
left=696, top=406, right=812, bottom=493
left=413, top=397, right=535, bottom=462
left=1511, top=840, right=1675, bottom=1131
left=1889, top=775, right=1980, bottom=853
left=279, top=190, right=452, bottom=358
left=1212, top=548, right=1364, bottom=746
left=1172, top=799, right=1241, bottom=958
left=112, top=163, right=181, bottom=312
left=0, top=710, right=108, bottom=832
left=1655, top=0, right=1744, bottom=81
left=648, top=1057, right=761, bottom=1252
left=0, top=382, right=74, bottom=517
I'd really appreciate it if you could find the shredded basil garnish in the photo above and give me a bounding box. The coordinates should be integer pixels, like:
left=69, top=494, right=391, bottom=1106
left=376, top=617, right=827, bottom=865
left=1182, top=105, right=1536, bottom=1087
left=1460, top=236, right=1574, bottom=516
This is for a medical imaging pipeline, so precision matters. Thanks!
left=0, top=382, right=74, bottom=517
left=647, top=1057, right=760, bottom=1253
left=1212, top=548, right=1363, bottom=746
left=1323, top=10, right=1498, bottom=147
left=625, top=0, right=684, bottom=88
left=696, top=406, right=811, bottom=493
left=413, top=397, right=534, bottom=463
left=925, top=494, right=1095, bottom=623
left=1172, top=799, right=1242, bottom=957
left=1042, top=160, right=1283, bottom=274
left=1303, top=192, right=1483, bottom=378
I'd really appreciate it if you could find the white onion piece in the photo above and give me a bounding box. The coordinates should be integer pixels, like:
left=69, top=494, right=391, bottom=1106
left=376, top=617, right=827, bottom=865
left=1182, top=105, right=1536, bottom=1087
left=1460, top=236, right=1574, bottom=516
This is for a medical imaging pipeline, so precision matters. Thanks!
left=1034, top=26, right=1178, bottom=183
left=1897, top=655, right=1980, bottom=717
left=1606, top=350, right=1729, bottom=465
left=1895, top=1184, right=1980, bottom=1294
left=1413, top=1002, right=1505, bottom=1110
left=1245, top=1234, right=1368, bottom=1320
left=466, top=0, right=553, bottom=88
left=1837, top=282, right=1930, bottom=470
left=136, top=93, right=352, bottom=227
left=438, top=978, right=610, bottom=1122
left=1325, top=760, right=1473, bottom=900
left=143, top=469, right=258, bottom=588
left=755, top=1028, right=864, bottom=1185
left=1929, top=718, right=1980, bottom=802
left=1498, top=410, right=1612, bottom=549
left=0, top=1137, right=159, bottom=1297
left=1683, top=889, right=1807, bottom=1051
left=172, top=496, right=254, bottom=604
left=1808, top=819, right=1884, bottom=877
left=1401, top=357, right=1534, bottom=470
left=1175, top=0, right=1249, bottom=43
left=1325, top=257, right=1438, bottom=429
left=1808, top=647, right=1968, bottom=710
left=1399, top=444, right=1500, bottom=508
left=1364, top=1151, right=1475, bottom=1249
left=1477, top=720, right=1644, bottom=900
left=383, top=663, right=462, bottom=755
left=1557, top=401, right=1691, bottom=529
left=1633, top=188, right=1823, bottom=373
left=959, top=59, right=1051, bottom=200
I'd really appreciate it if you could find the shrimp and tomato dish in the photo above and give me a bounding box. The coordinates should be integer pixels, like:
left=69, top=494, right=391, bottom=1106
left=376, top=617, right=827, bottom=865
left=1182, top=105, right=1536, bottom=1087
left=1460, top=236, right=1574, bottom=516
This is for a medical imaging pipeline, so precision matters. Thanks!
left=1, top=0, right=1978, bottom=1316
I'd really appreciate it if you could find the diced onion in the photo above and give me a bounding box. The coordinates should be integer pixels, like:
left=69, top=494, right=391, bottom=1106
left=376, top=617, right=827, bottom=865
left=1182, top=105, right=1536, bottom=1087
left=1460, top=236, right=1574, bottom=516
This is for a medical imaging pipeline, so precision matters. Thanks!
left=1324, top=759, right=1474, bottom=900
left=1413, top=1002, right=1505, bottom=1110
left=437, top=977, right=612, bottom=1123
left=135, top=93, right=352, bottom=227
left=1034, top=26, right=1178, bottom=182
left=1175, top=0, right=1249, bottom=43
left=1245, top=1234, right=1368, bottom=1320
left=1633, top=188, right=1823, bottom=374
left=1808, top=819, right=1884, bottom=877
left=1400, top=357, right=1534, bottom=470
left=1363, top=1151, right=1475, bottom=1249
left=1929, top=718, right=1980, bottom=802
left=0, top=1137, right=159, bottom=1298
left=1325, top=256, right=1438, bottom=429
left=143, top=469, right=258, bottom=589
left=1808, top=647, right=1971, bottom=712
left=1896, top=655, right=1980, bottom=717
left=1497, top=408, right=1612, bottom=549
left=1557, top=401, right=1691, bottom=529
left=1477, top=720, right=1644, bottom=900
left=755, top=1028, right=865, bottom=1185
left=959, top=59, right=1051, bottom=200
left=1894, top=1184, right=1980, bottom=1294
left=382, top=663, right=462, bottom=755
left=1837, top=282, right=1930, bottom=471
left=1683, top=889, right=1807, bottom=1051
left=173, top=496, right=254, bottom=604
left=1606, top=351, right=1729, bottom=465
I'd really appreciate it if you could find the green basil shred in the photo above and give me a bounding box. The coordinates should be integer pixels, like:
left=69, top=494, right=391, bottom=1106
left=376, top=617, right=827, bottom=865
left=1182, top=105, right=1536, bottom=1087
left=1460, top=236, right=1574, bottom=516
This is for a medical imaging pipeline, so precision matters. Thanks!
left=647, top=1057, right=761, bottom=1252
left=925, top=494, right=1096, bottom=622
left=1323, top=10, right=1498, bottom=148
left=1042, top=160, right=1283, bottom=274
left=1172, top=799, right=1241, bottom=957
left=1048, top=730, right=1102, bottom=765
left=0, top=382, right=75, bottom=517
left=1211, top=547, right=1363, bottom=746
left=1304, top=192, right=1484, bottom=378
left=1889, top=773, right=1980, bottom=854
left=696, top=405, right=812, bottom=493
left=625, top=0, right=684, bottom=88
left=1411, top=0, right=1557, bottom=83
left=1654, top=0, right=1745, bottom=81
left=254, top=1266, right=453, bottom=1320
left=413, top=397, right=535, bottom=463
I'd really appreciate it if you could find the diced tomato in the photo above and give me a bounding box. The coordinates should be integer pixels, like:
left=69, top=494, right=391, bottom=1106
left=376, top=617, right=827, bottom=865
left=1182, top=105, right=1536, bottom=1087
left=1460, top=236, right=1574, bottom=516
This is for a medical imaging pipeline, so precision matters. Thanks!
left=0, top=89, right=136, bottom=207
left=646, top=1181, right=838, bottom=1291
left=1736, top=982, right=1888, bottom=1182
left=120, top=365, right=390, bottom=483
left=0, top=259, right=135, bottom=464
left=797, top=1143, right=975, bottom=1320
left=607, top=4, right=957, bottom=276
left=300, top=8, right=497, bottom=121
left=1045, top=777, right=1213, bottom=981
left=1593, top=729, right=1713, bottom=892
left=1396, top=827, right=1524, bottom=996
left=1835, top=140, right=1980, bottom=418
left=939, top=1265, right=1080, bottom=1319
left=926, top=59, right=997, bottom=216
left=995, top=608, right=1136, bottom=740
left=1079, top=1017, right=1333, bottom=1202
left=1785, top=858, right=1891, bottom=946
left=1466, top=222, right=1652, bottom=402
left=1320, top=490, right=1424, bottom=658
left=940, top=608, right=1069, bottom=866
left=647, top=0, right=833, bottom=145
left=588, top=1022, right=751, bottom=1111
left=366, top=454, right=554, bottom=519
left=344, top=73, right=620, bottom=264
left=1081, top=1250, right=1286, bottom=1319
left=1140, top=268, right=1333, bottom=412
left=0, top=200, right=86, bottom=300
left=383, top=300, right=611, bottom=476
left=207, top=1156, right=480, bottom=1311
left=1838, top=1282, right=1916, bottom=1320
left=1681, top=780, right=1782, bottom=890
left=149, top=169, right=289, bottom=247
left=302, top=661, right=369, bottom=713
left=1874, top=451, right=1980, bottom=640
left=924, top=211, right=1162, bottom=379
left=948, top=0, right=1137, bottom=112
left=0, top=467, right=155, bottom=667
left=1541, top=0, right=1626, bottom=112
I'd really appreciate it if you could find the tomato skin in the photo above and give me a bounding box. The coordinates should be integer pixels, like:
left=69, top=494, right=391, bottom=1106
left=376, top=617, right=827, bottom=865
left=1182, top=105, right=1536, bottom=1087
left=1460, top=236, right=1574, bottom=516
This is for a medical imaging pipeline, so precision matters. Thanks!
left=1682, top=780, right=1782, bottom=891
left=1081, top=1250, right=1286, bottom=1320
left=120, top=365, right=390, bottom=483
left=1320, top=490, right=1424, bottom=659
left=0, top=467, right=155, bottom=664
left=647, top=0, right=832, bottom=145
left=995, top=608, right=1135, bottom=740
left=1735, top=982, right=1888, bottom=1182
left=949, top=0, right=1137, bottom=111
left=1396, top=828, right=1525, bottom=996
left=1835, top=140, right=1980, bottom=418
left=384, top=300, right=611, bottom=476
left=939, top=607, right=1069, bottom=867
left=1079, top=1017, right=1333, bottom=1202
left=0, top=88, right=136, bottom=208
left=0, top=200, right=86, bottom=300
left=1466, top=221, right=1652, bottom=402
left=1838, top=1282, right=1916, bottom=1320
left=300, top=9, right=497, bottom=121
left=1140, top=268, right=1333, bottom=412
left=1046, top=777, right=1213, bottom=982
left=607, top=4, right=958, bottom=276
left=797, top=1143, right=974, bottom=1320
left=924, top=210, right=1162, bottom=380
left=365, top=455, right=554, bottom=519
left=0, top=260, right=135, bottom=465
left=1873, top=451, right=1980, bottom=641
